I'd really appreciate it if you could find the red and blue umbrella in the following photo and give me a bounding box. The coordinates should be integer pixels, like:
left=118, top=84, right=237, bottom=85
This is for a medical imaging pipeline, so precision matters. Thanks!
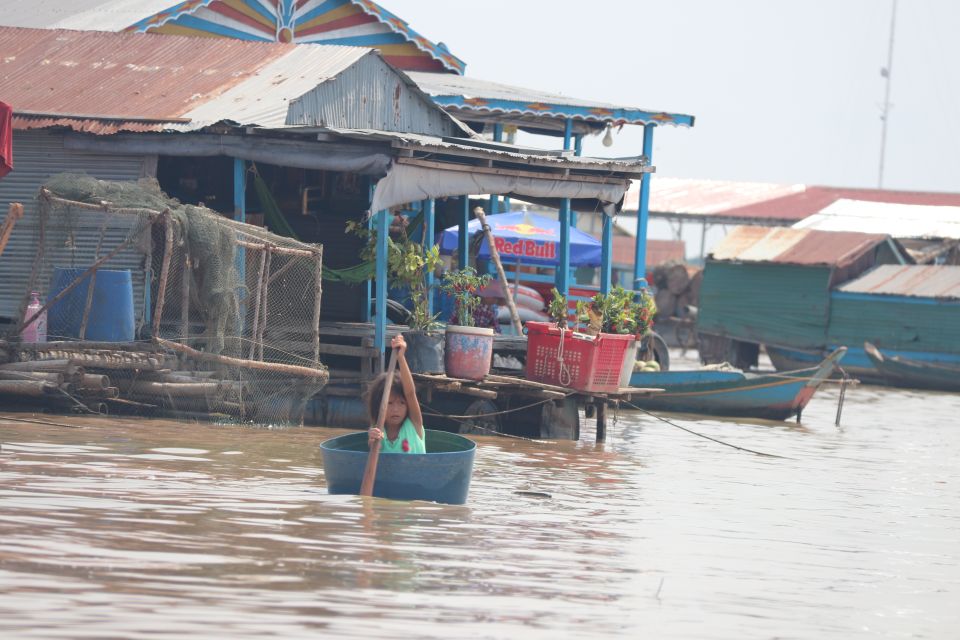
left=438, top=211, right=602, bottom=267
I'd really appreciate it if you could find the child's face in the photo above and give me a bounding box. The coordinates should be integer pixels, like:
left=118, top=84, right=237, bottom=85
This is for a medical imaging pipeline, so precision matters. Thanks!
left=385, top=391, right=407, bottom=430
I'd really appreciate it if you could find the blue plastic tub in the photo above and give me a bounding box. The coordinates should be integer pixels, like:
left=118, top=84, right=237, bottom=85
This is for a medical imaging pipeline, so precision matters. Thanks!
left=319, top=429, right=476, bottom=504
left=47, top=267, right=135, bottom=341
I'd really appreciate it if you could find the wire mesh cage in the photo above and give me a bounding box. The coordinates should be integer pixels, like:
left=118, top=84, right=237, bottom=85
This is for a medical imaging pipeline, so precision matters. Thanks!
left=4, top=174, right=328, bottom=423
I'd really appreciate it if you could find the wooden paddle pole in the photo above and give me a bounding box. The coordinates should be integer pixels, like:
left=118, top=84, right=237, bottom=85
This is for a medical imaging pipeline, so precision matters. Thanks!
left=0, top=202, right=23, bottom=260
left=473, top=207, right=523, bottom=334
left=359, top=348, right=398, bottom=497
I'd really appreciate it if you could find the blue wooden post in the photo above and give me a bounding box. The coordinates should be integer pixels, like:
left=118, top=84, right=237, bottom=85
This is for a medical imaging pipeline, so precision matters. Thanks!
left=233, top=158, right=246, bottom=332
left=571, top=132, right=582, bottom=228
left=364, top=185, right=375, bottom=322
left=600, top=214, right=613, bottom=294
left=423, top=198, right=435, bottom=317
left=374, top=209, right=389, bottom=367
left=556, top=118, right=573, bottom=294
left=490, top=124, right=503, bottom=215
left=634, top=124, right=655, bottom=290
left=459, top=196, right=469, bottom=269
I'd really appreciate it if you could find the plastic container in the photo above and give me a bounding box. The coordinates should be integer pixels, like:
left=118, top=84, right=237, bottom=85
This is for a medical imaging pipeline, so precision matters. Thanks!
left=525, top=321, right=633, bottom=393
left=618, top=338, right=638, bottom=387
left=402, top=330, right=445, bottom=374
left=21, top=291, right=47, bottom=343
left=47, top=267, right=135, bottom=341
left=444, top=325, right=494, bottom=381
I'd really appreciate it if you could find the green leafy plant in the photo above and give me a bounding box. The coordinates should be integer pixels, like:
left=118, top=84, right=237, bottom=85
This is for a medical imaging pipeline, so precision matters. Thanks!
left=548, top=287, right=570, bottom=329
left=440, top=267, right=492, bottom=327
left=575, top=286, right=657, bottom=337
left=346, top=217, right=442, bottom=332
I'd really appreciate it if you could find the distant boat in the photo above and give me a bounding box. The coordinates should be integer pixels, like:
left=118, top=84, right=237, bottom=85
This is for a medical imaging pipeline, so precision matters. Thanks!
left=319, top=429, right=476, bottom=505
left=864, top=342, right=960, bottom=393
left=628, top=347, right=846, bottom=421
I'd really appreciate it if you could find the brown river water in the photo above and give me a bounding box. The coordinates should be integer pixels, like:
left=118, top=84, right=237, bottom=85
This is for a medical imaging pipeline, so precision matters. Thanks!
left=1, top=356, right=958, bottom=639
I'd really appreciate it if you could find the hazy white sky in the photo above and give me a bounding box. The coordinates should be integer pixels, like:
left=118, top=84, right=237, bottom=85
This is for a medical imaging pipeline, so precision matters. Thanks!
left=388, top=0, right=960, bottom=193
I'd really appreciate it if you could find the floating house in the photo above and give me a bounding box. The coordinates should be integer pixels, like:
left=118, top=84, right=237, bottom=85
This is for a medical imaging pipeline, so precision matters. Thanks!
left=696, top=226, right=910, bottom=370
left=0, top=25, right=662, bottom=438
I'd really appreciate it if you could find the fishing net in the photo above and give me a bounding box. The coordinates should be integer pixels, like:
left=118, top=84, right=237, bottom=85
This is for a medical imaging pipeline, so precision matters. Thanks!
left=6, top=173, right=328, bottom=424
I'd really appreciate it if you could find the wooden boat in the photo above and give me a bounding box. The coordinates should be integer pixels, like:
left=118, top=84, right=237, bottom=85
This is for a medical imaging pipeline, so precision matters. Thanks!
left=864, top=342, right=960, bottom=392
left=628, top=347, right=846, bottom=420
left=319, top=429, right=476, bottom=504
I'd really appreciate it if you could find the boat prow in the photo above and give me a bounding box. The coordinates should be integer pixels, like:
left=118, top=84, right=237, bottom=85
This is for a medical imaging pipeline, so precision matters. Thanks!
left=320, top=429, right=476, bottom=505
left=864, top=342, right=960, bottom=392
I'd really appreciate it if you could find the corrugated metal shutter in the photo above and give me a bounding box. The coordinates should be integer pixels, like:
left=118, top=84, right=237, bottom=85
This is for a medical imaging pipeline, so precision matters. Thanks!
left=828, top=294, right=960, bottom=354
left=697, top=261, right=832, bottom=350
left=0, top=130, right=147, bottom=327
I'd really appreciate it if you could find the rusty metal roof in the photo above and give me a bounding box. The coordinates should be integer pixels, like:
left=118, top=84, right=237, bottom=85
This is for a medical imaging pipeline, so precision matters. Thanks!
left=709, top=226, right=892, bottom=268
left=837, top=265, right=960, bottom=300
left=0, top=26, right=370, bottom=133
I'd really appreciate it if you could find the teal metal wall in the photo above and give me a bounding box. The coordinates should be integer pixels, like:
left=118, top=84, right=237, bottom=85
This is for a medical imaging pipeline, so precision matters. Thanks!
left=828, top=294, right=960, bottom=355
left=697, top=262, right=832, bottom=349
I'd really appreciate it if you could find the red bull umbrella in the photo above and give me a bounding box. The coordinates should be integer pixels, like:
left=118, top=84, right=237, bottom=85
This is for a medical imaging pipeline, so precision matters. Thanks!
left=439, top=211, right=602, bottom=267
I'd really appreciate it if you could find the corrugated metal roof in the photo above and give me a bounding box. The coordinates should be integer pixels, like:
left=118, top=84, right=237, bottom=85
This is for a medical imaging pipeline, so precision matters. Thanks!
left=624, top=178, right=960, bottom=223
left=0, top=26, right=460, bottom=134
left=611, top=237, right=684, bottom=267
left=836, top=265, right=960, bottom=300
left=0, top=0, right=174, bottom=30
left=624, top=177, right=806, bottom=218
left=709, top=226, right=891, bottom=268
left=794, top=199, right=960, bottom=240
left=408, top=71, right=695, bottom=128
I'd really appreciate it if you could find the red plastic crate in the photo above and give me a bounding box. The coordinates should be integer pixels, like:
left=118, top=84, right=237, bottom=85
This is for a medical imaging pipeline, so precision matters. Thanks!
left=525, top=321, right=633, bottom=393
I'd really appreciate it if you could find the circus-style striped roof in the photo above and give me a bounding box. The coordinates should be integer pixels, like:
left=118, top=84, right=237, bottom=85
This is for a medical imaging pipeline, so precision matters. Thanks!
left=124, top=0, right=466, bottom=74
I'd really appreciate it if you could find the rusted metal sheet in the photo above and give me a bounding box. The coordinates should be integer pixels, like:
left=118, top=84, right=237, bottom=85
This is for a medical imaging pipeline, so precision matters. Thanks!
left=710, top=226, right=891, bottom=268
left=837, top=265, right=960, bottom=300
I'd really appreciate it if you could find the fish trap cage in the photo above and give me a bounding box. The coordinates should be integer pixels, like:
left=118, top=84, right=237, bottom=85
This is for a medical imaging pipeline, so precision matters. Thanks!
left=4, top=174, right=328, bottom=423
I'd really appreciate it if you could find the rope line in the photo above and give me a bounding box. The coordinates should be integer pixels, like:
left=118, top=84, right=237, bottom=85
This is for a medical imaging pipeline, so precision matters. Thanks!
left=621, top=400, right=792, bottom=460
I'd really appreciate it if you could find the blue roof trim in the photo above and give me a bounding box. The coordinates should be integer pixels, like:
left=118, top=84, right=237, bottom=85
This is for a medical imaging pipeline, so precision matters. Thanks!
left=313, top=32, right=408, bottom=46
left=173, top=14, right=272, bottom=41
left=831, top=291, right=960, bottom=305
left=429, top=95, right=695, bottom=128
left=297, top=0, right=352, bottom=26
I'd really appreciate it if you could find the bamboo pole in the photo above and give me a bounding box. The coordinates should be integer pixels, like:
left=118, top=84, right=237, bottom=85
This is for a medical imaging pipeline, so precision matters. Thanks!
left=0, top=371, right=64, bottom=385
left=180, top=221, right=191, bottom=343
left=0, top=380, right=58, bottom=396
left=313, top=247, right=323, bottom=367
left=155, top=337, right=328, bottom=379
left=0, top=202, right=24, bottom=260
left=257, top=248, right=272, bottom=361
left=0, top=359, right=84, bottom=375
left=79, top=217, right=109, bottom=340
left=124, top=380, right=226, bottom=398
left=152, top=212, right=174, bottom=337
left=247, top=247, right=268, bottom=360
left=236, top=239, right=315, bottom=258
left=473, top=207, right=522, bottom=334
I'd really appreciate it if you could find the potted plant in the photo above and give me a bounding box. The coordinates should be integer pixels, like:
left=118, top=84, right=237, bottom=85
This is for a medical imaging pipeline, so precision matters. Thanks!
left=439, top=266, right=494, bottom=380
left=347, top=217, right=444, bottom=373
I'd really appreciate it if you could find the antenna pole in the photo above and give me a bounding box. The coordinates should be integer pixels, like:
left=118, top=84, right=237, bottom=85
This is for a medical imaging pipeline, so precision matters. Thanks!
left=878, top=0, right=898, bottom=188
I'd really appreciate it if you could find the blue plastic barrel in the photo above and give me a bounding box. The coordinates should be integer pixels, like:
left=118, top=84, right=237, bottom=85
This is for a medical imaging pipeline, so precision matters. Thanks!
left=47, top=267, right=135, bottom=341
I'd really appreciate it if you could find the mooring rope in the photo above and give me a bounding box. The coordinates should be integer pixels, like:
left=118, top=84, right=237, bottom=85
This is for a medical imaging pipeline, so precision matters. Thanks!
left=621, top=399, right=792, bottom=459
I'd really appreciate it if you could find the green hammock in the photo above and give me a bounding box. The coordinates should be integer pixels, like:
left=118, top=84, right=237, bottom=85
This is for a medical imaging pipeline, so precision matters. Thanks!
left=250, top=171, right=429, bottom=285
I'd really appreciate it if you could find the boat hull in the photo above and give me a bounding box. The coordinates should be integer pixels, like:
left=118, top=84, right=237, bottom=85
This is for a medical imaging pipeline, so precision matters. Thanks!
left=769, top=344, right=960, bottom=388
left=319, top=429, right=476, bottom=504
left=629, top=348, right=845, bottom=420
left=864, top=342, right=960, bottom=392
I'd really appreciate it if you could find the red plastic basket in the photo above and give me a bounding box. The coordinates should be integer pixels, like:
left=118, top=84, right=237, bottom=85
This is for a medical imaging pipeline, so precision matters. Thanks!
left=525, top=321, right=633, bottom=393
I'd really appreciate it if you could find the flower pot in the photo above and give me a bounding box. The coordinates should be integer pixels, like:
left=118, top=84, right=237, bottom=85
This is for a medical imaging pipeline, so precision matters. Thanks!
left=402, top=330, right=445, bottom=374
left=444, top=325, right=494, bottom=381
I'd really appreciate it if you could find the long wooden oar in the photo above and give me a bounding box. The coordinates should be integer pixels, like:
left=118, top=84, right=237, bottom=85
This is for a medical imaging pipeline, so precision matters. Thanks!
left=359, top=348, right=398, bottom=497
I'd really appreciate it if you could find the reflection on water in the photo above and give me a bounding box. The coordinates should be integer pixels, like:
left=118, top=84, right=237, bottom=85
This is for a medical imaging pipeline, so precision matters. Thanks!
left=1, top=364, right=959, bottom=638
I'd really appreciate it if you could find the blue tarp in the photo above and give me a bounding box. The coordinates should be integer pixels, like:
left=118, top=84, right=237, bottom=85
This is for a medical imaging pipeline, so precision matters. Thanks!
left=438, top=211, right=602, bottom=267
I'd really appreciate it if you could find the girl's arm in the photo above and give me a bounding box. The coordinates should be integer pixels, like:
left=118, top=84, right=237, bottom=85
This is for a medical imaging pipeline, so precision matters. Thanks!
left=392, top=335, right=424, bottom=436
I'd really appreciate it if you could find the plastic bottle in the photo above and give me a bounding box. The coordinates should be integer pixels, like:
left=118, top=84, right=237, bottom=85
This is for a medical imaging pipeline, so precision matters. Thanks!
left=21, top=291, right=47, bottom=343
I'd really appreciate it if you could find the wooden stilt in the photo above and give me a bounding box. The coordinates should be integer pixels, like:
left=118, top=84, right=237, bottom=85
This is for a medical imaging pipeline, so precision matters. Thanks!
left=152, top=213, right=174, bottom=338
left=312, top=247, right=323, bottom=367
left=247, top=248, right=267, bottom=360
left=596, top=401, right=607, bottom=443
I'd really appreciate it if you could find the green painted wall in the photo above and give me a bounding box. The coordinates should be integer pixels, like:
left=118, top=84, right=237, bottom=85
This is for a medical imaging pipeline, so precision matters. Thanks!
left=828, top=294, right=960, bottom=354
left=698, top=262, right=832, bottom=350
